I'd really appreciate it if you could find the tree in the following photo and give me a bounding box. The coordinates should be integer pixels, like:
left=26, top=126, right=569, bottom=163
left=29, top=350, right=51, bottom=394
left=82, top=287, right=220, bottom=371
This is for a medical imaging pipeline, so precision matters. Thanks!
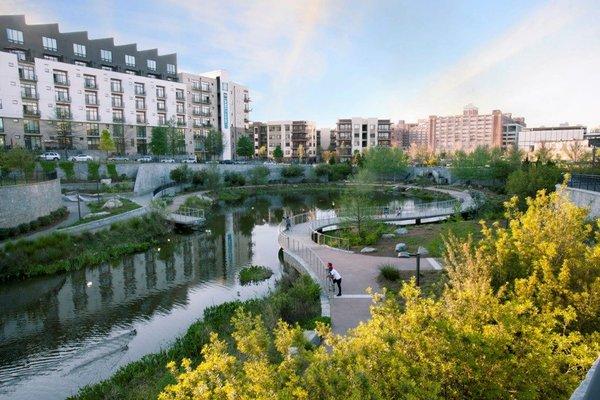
left=564, top=141, right=590, bottom=163
left=0, top=148, right=35, bottom=178
left=505, top=163, right=563, bottom=207
left=150, top=127, right=168, bottom=156
left=204, top=129, right=224, bottom=160
left=408, top=143, right=430, bottom=166
left=361, top=146, right=409, bottom=181
left=297, top=144, right=305, bottom=163
left=54, top=109, right=73, bottom=156
left=257, top=146, right=267, bottom=159
left=236, top=136, right=254, bottom=159
left=534, top=142, right=554, bottom=163
left=99, top=129, right=116, bottom=158
left=273, top=146, right=283, bottom=161
left=321, top=150, right=333, bottom=164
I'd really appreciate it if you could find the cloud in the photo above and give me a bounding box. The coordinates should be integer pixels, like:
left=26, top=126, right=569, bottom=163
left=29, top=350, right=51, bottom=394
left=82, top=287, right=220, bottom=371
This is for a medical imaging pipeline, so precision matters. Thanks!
left=391, top=0, right=600, bottom=127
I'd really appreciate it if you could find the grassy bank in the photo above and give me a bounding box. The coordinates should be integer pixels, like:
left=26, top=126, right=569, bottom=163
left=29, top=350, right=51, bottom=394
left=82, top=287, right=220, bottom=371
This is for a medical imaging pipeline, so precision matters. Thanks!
left=0, top=213, right=171, bottom=282
left=239, top=265, right=274, bottom=285
left=66, top=198, right=141, bottom=227
left=70, top=273, right=322, bottom=400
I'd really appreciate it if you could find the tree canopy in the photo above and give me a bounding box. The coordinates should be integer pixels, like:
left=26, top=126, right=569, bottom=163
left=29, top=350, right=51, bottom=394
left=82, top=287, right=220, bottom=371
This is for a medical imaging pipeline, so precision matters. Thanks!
left=204, top=129, right=224, bottom=160
left=99, top=129, right=116, bottom=156
left=361, top=146, right=409, bottom=180
left=236, top=136, right=254, bottom=158
left=149, top=127, right=168, bottom=156
left=273, top=146, right=283, bottom=161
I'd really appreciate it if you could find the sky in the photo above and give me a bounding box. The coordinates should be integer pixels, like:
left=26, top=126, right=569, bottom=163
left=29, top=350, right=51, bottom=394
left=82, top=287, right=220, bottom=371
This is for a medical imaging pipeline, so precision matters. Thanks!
left=2, top=0, right=599, bottom=128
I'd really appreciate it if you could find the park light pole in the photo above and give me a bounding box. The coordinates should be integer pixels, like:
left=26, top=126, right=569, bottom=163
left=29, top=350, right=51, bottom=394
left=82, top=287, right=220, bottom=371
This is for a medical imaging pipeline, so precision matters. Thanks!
left=408, top=246, right=428, bottom=287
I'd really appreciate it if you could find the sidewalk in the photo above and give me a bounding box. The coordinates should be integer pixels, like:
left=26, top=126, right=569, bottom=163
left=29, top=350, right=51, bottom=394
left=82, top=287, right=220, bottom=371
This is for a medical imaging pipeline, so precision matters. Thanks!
left=285, top=221, right=438, bottom=334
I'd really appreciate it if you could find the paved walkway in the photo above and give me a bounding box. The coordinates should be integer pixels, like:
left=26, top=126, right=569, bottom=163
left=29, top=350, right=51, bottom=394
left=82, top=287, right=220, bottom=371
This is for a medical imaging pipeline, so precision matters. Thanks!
left=284, top=221, right=439, bottom=334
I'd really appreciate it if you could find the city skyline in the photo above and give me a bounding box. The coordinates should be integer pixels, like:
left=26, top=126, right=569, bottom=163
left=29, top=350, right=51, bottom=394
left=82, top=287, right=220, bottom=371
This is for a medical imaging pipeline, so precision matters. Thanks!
left=1, top=0, right=599, bottom=129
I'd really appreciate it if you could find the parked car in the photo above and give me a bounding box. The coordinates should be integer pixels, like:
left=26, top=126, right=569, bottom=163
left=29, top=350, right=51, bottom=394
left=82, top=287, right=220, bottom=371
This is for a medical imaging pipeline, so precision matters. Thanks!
left=107, top=156, right=129, bottom=162
left=219, top=160, right=234, bottom=165
left=39, top=152, right=61, bottom=161
left=136, top=156, right=152, bottom=163
left=160, top=158, right=175, bottom=163
left=68, top=154, right=94, bottom=162
left=181, top=156, right=197, bottom=164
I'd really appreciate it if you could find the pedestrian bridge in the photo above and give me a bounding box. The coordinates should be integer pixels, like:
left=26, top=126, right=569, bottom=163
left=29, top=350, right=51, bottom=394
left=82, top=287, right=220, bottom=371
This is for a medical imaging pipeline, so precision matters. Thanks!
left=167, top=207, right=205, bottom=227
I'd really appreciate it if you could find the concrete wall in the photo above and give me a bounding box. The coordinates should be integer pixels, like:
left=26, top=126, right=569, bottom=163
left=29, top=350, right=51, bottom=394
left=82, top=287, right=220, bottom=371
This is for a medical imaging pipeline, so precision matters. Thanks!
left=57, top=206, right=149, bottom=235
left=0, top=178, right=62, bottom=228
left=133, top=163, right=313, bottom=194
left=54, top=163, right=139, bottom=181
left=560, top=186, right=600, bottom=218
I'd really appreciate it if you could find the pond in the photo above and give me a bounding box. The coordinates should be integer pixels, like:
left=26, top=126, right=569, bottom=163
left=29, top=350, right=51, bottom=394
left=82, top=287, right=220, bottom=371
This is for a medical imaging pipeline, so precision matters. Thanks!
left=0, top=189, right=423, bottom=399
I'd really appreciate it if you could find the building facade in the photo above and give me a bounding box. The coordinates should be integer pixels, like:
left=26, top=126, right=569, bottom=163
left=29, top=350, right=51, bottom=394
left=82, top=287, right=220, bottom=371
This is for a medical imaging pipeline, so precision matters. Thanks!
left=257, top=120, right=317, bottom=160
left=517, top=124, right=589, bottom=161
left=0, top=15, right=250, bottom=159
left=334, top=118, right=392, bottom=160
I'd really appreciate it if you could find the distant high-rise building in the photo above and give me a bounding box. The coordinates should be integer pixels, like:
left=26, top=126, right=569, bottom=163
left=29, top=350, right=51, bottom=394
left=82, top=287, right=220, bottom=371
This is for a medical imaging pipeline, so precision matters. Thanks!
left=518, top=124, right=589, bottom=161
left=254, top=120, right=317, bottom=160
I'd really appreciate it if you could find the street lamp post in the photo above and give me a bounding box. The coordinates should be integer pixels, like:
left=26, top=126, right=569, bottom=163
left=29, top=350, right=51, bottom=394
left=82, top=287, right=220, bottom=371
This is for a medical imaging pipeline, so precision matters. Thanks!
left=408, top=246, right=428, bottom=287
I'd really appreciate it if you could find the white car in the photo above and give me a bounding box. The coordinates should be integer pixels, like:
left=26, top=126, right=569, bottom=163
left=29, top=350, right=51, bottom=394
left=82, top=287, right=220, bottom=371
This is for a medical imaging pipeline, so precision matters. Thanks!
left=68, top=154, right=93, bottom=162
left=136, top=156, right=152, bottom=163
left=39, top=152, right=61, bottom=161
left=181, top=157, right=197, bottom=164
left=107, top=156, right=129, bottom=162
left=160, top=158, right=175, bottom=163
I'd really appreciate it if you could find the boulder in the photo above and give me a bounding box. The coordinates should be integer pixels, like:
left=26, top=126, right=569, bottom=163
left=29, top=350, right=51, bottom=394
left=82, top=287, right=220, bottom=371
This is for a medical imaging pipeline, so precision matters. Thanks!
left=360, top=247, right=377, bottom=253
left=395, top=243, right=407, bottom=252
left=100, top=178, right=112, bottom=185
left=395, top=227, right=408, bottom=235
left=381, top=233, right=395, bottom=239
left=417, top=246, right=429, bottom=256
left=398, top=251, right=411, bottom=258
left=102, top=198, right=123, bottom=209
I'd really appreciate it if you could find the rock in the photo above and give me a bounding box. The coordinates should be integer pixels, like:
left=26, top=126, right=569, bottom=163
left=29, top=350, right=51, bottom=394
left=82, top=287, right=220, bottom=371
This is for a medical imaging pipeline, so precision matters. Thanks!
left=417, top=246, right=429, bottom=256
left=398, top=251, right=411, bottom=258
left=395, top=243, right=407, bottom=252
left=102, top=198, right=123, bottom=209
left=381, top=233, right=395, bottom=239
left=84, top=211, right=110, bottom=219
left=100, top=178, right=111, bottom=185
left=360, top=247, right=377, bottom=253
left=303, top=330, right=321, bottom=346
left=395, top=227, right=408, bottom=235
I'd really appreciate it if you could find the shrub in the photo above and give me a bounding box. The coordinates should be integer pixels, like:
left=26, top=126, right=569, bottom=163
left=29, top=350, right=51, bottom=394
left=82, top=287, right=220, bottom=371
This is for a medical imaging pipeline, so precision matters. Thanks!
left=170, top=165, right=191, bottom=184
left=58, top=161, right=75, bottom=180
left=106, top=164, right=119, bottom=181
left=87, top=161, right=100, bottom=181
left=280, top=164, right=304, bottom=179
left=223, top=171, right=246, bottom=186
left=314, top=164, right=329, bottom=177
left=248, top=166, right=269, bottom=185
left=314, top=163, right=352, bottom=181
left=239, top=265, right=273, bottom=285
left=39, top=215, right=51, bottom=225
left=181, top=195, right=212, bottom=210
left=203, top=167, right=222, bottom=190
left=39, top=160, right=57, bottom=174
left=191, top=170, right=207, bottom=186
left=380, top=264, right=401, bottom=281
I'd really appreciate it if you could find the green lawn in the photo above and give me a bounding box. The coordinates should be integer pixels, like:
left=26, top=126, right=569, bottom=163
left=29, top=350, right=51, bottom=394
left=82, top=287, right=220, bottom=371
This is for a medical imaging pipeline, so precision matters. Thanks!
left=67, top=198, right=141, bottom=227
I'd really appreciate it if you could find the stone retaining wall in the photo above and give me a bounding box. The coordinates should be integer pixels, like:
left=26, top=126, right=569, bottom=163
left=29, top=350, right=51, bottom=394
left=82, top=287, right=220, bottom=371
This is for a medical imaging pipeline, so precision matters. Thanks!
left=560, top=186, right=600, bottom=218
left=0, top=179, right=62, bottom=228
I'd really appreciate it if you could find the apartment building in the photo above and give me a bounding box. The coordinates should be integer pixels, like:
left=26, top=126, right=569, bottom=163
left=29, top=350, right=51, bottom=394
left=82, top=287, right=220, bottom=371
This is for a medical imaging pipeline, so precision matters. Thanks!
left=334, top=118, right=392, bottom=160
left=249, top=121, right=268, bottom=155
left=260, top=120, right=317, bottom=160
left=517, top=124, right=589, bottom=160
left=419, top=105, right=525, bottom=153
left=316, top=128, right=332, bottom=151
left=0, top=15, right=251, bottom=158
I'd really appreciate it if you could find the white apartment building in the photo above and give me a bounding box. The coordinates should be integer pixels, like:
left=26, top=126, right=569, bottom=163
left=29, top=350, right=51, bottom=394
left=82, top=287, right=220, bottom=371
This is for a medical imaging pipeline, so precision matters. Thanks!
left=335, top=118, right=392, bottom=160
left=263, top=120, right=317, bottom=160
left=517, top=124, right=589, bottom=160
left=0, top=51, right=187, bottom=154
left=316, top=127, right=332, bottom=151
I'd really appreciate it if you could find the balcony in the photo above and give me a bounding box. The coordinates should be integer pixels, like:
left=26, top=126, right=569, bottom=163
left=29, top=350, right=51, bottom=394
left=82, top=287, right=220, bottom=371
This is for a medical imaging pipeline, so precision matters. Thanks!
left=86, top=114, right=100, bottom=121
left=176, top=92, right=185, bottom=100
left=192, top=84, right=201, bottom=91
left=18, top=71, right=37, bottom=81
left=176, top=120, right=186, bottom=127
left=134, top=88, right=146, bottom=96
left=244, top=95, right=251, bottom=103
left=22, top=108, right=40, bottom=117
left=85, top=98, right=99, bottom=106
left=113, top=116, right=125, bottom=123
left=84, top=81, right=98, bottom=90
left=55, top=94, right=71, bottom=103
left=202, top=122, right=212, bottom=128
left=56, top=111, right=72, bottom=120
left=244, top=118, right=250, bottom=123
left=111, top=100, right=124, bottom=108
left=110, top=85, right=123, bottom=93
left=53, top=76, right=70, bottom=86
left=201, top=111, right=211, bottom=117
left=21, top=91, right=38, bottom=100
left=244, top=107, right=252, bottom=113
left=177, top=108, right=186, bottom=114
left=157, top=105, right=167, bottom=112
left=193, top=122, right=202, bottom=128
left=201, top=85, right=210, bottom=93
left=201, top=98, right=211, bottom=105
left=24, top=127, right=40, bottom=134
left=192, top=109, right=201, bottom=116
left=192, top=97, right=202, bottom=104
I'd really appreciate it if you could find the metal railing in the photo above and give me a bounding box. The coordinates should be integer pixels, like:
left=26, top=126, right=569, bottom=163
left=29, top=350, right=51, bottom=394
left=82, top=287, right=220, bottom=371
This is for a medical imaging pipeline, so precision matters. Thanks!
left=568, top=174, right=600, bottom=193
left=174, top=207, right=205, bottom=219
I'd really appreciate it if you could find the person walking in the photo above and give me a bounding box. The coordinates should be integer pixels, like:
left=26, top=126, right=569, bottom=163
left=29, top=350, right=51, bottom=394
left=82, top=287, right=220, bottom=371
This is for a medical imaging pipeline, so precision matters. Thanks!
left=327, top=262, right=342, bottom=296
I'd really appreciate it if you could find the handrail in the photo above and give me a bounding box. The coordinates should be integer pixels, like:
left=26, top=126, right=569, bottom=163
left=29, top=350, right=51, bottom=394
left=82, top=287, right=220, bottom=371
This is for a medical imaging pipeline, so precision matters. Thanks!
left=175, top=207, right=205, bottom=219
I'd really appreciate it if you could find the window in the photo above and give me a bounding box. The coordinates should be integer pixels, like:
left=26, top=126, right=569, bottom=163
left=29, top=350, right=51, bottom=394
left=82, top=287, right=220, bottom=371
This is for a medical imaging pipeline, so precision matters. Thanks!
left=201, top=82, right=210, bottom=91
left=125, top=54, right=135, bottom=66
left=156, top=86, right=165, bottom=98
left=125, top=70, right=136, bottom=75
left=87, top=137, right=100, bottom=150
left=157, top=100, right=166, bottom=111
left=73, top=43, right=86, bottom=57
left=158, top=114, right=167, bottom=125
left=137, top=126, right=146, bottom=138
left=44, top=55, right=59, bottom=61
left=10, top=49, right=26, bottom=61
left=24, top=119, right=40, bottom=133
left=100, top=49, right=112, bottom=62
left=177, top=103, right=185, bottom=113
left=135, top=97, right=146, bottom=109
left=84, top=75, right=97, bottom=89
left=110, top=79, right=122, bottom=92
left=111, top=94, right=123, bottom=107
left=192, top=81, right=201, bottom=90
left=53, top=70, right=68, bottom=85
left=21, top=83, right=38, bottom=99
left=6, top=28, right=23, bottom=44
left=55, top=88, right=69, bottom=102
left=101, top=66, right=113, bottom=71
left=112, top=109, right=124, bottom=122
left=0, top=118, right=3, bottom=132
left=85, top=91, right=98, bottom=105
left=134, top=83, right=145, bottom=95
left=18, top=65, right=35, bottom=80
left=42, top=36, right=57, bottom=51
left=86, top=108, right=98, bottom=121
left=176, top=89, right=184, bottom=100
left=167, top=64, right=176, bottom=74
left=147, top=59, right=156, bottom=71
left=136, top=112, right=146, bottom=124
left=86, top=123, right=99, bottom=136
left=74, top=61, right=87, bottom=67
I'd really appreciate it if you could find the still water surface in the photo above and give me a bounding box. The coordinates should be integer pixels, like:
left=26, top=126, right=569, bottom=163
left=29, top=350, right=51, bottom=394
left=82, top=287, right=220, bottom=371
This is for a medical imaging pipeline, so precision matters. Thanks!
left=0, top=191, right=422, bottom=399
